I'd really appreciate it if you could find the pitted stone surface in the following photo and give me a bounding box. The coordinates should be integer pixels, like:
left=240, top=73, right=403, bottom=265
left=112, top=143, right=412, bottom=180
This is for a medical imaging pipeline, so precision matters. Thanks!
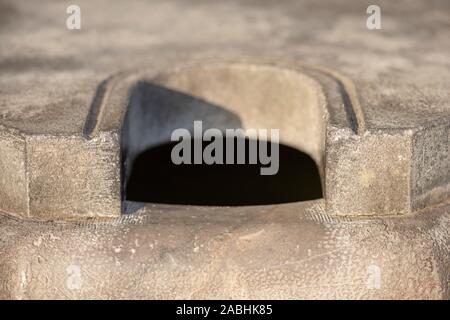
left=0, top=0, right=449, bottom=299
left=0, top=0, right=449, bottom=219
left=0, top=201, right=448, bottom=299
left=0, top=0, right=449, bottom=133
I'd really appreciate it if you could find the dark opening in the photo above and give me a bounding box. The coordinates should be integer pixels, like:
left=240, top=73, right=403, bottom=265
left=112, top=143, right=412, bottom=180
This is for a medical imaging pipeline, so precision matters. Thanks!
left=125, top=137, right=322, bottom=206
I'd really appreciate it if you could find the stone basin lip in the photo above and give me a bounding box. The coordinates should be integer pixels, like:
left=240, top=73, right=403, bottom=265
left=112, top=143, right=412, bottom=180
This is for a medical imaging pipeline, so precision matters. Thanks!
left=81, top=59, right=366, bottom=139
left=0, top=199, right=448, bottom=299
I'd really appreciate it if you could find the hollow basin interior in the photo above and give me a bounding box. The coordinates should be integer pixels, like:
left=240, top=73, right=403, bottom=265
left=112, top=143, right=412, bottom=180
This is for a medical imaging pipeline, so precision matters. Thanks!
left=121, top=64, right=327, bottom=206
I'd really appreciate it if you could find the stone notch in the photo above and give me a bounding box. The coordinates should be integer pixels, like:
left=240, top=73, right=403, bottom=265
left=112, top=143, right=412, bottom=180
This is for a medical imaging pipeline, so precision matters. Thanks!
left=0, top=58, right=448, bottom=220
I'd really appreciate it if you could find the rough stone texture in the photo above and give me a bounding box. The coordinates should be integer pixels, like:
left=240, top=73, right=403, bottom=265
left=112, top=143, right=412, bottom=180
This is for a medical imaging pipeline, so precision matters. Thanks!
left=27, top=133, right=121, bottom=220
left=1, top=0, right=449, bottom=218
left=0, top=59, right=447, bottom=218
left=326, top=129, right=412, bottom=216
left=0, top=128, right=121, bottom=220
left=412, top=123, right=450, bottom=211
left=0, top=201, right=448, bottom=299
left=0, top=127, right=27, bottom=216
left=0, top=0, right=449, bottom=299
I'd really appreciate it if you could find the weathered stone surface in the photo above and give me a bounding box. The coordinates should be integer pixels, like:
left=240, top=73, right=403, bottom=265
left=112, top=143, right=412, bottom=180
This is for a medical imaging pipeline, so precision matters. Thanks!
left=0, top=201, right=448, bottom=299
left=0, top=127, right=27, bottom=216
left=326, top=129, right=412, bottom=216
left=0, top=60, right=447, bottom=218
left=0, top=0, right=448, bottom=299
left=411, top=123, right=450, bottom=211
left=26, top=133, right=121, bottom=220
